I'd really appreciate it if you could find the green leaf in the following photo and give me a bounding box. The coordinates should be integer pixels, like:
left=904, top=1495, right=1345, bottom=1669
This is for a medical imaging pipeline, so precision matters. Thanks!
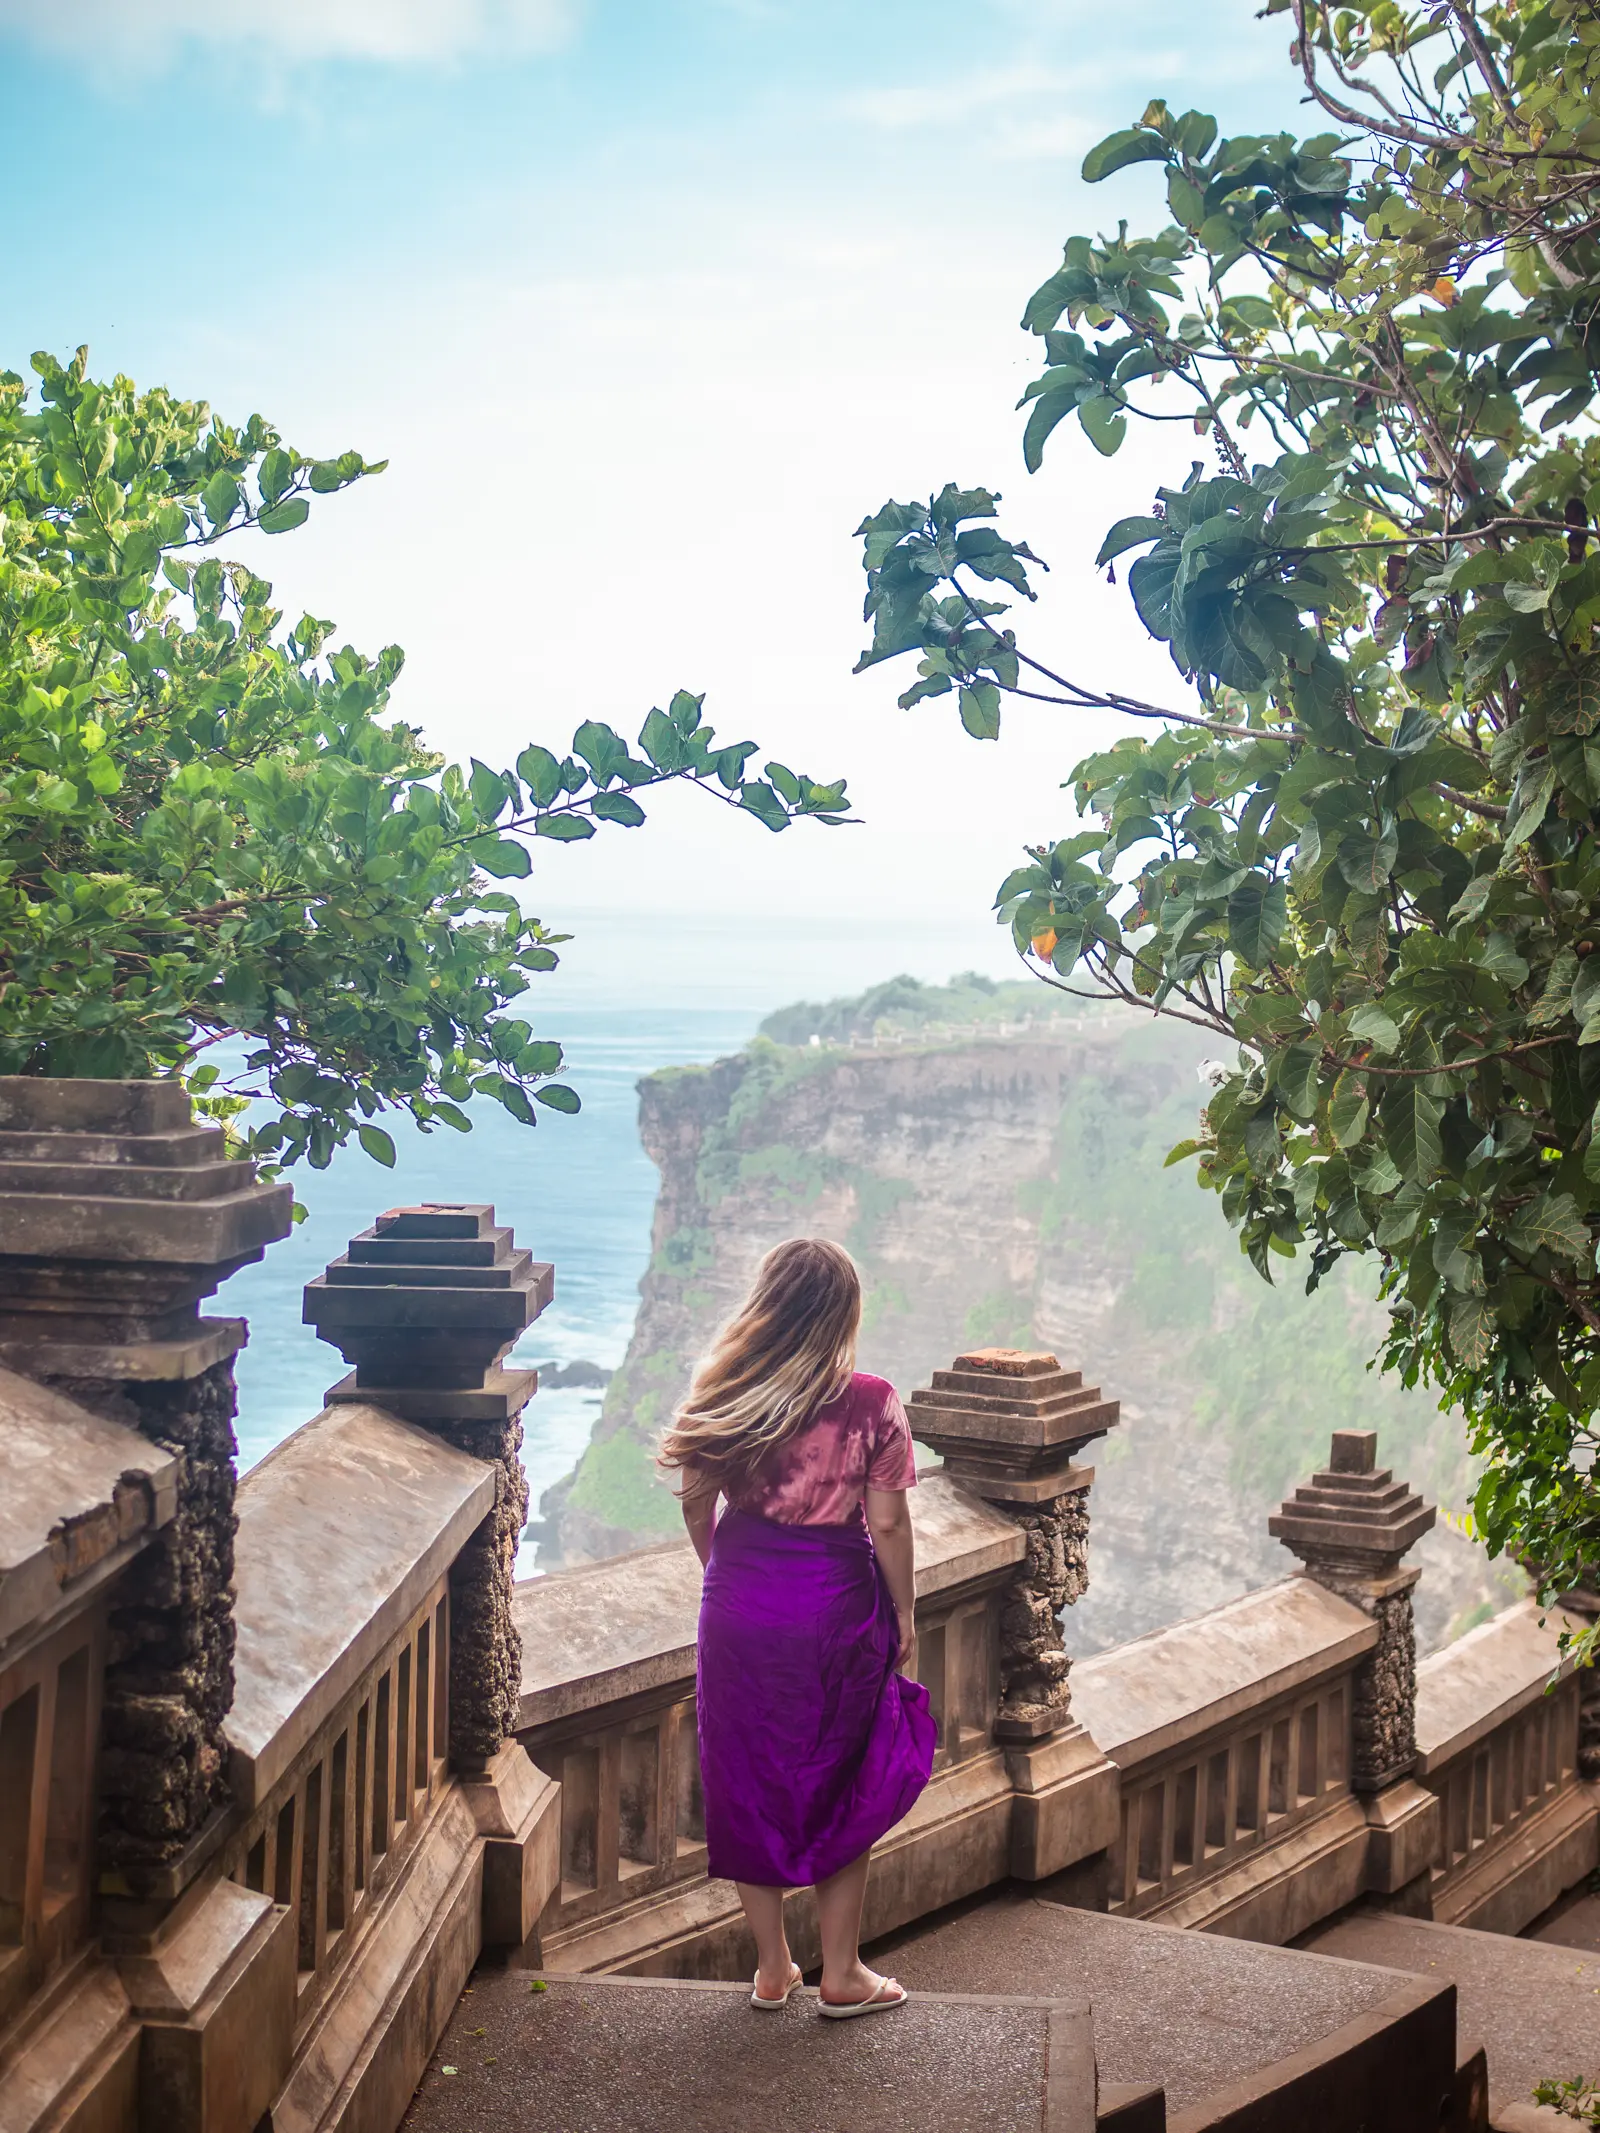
left=201, top=471, right=239, bottom=527
left=259, top=447, right=293, bottom=505
left=739, top=779, right=790, bottom=831
left=1078, top=394, right=1127, bottom=457
left=639, top=708, right=685, bottom=771
left=358, top=1123, right=397, bottom=1167
left=1276, top=1042, right=1321, bottom=1120
left=1082, top=128, right=1170, bottom=183
left=260, top=497, right=310, bottom=535
left=1508, top=1191, right=1591, bottom=1267
left=1544, top=660, right=1600, bottom=737
left=959, top=684, right=1002, bottom=739
left=1382, top=1084, right=1442, bottom=1182
left=472, top=837, right=532, bottom=878
left=517, top=746, right=564, bottom=804
left=1095, top=517, right=1165, bottom=568
left=1227, top=875, right=1288, bottom=966
left=1243, top=1107, right=1281, bottom=1175
left=1449, top=1296, right=1496, bottom=1369
left=1329, top=1071, right=1370, bottom=1148
left=534, top=1083, right=581, bottom=1114
left=1347, top=1004, right=1401, bottom=1053
left=470, top=769, right=509, bottom=830
left=591, top=790, right=647, bottom=827
left=1337, top=822, right=1399, bottom=894
left=533, top=815, right=596, bottom=841
left=1504, top=758, right=1555, bottom=850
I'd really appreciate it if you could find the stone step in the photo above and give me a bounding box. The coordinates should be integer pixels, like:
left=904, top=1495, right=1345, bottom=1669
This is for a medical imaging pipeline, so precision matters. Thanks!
left=322, top=1250, right=534, bottom=1290
left=403, top=1970, right=1114, bottom=2132
left=0, top=1124, right=226, bottom=1167
left=0, top=1156, right=250, bottom=1202
left=868, top=1893, right=1456, bottom=2132
left=1303, top=1910, right=1600, bottom=2127
left=349, top=1230, right=513, bottom=1267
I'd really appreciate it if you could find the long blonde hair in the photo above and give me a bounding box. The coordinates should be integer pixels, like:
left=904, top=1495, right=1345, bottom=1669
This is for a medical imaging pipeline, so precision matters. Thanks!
left=659, top=1238, right=861, bottom=1501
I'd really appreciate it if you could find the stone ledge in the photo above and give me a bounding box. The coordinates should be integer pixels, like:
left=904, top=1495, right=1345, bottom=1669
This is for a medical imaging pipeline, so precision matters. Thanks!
left=228, top=1404, right=497, bottom=1806
left=0, top=1317, right=247, bottom=1386
left=1070, top=1577, right=1376, bottom=1771
left=0, top=1363, right=181, bottom=1652
left=1415, top=1599, right=1582, bottom=1773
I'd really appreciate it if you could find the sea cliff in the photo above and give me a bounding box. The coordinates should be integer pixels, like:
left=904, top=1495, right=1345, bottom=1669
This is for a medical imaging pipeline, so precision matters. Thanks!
left=536, top=982, right=1516, bottom=1653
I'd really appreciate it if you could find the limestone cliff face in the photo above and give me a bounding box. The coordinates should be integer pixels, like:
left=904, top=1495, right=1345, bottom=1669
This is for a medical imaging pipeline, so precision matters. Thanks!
left=538, top=1017, right=1517, bottom=1655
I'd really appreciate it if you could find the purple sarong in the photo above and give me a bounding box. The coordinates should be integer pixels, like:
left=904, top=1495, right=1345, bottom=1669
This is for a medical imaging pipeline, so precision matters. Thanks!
left=696, top=1506, right=936, bottom=1888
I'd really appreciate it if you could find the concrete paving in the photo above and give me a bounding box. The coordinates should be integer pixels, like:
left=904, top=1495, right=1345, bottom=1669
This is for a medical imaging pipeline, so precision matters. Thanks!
left=870, top=1893, right=1454, bottom=2129
left=1305, top=1912, right=1600, bottom=2117
left=403, top=1969, right=1098, bottom=2133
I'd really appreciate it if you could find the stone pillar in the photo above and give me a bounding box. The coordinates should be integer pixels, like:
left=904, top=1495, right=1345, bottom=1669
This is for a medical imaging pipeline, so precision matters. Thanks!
left=304, top=1202, right=552, bottom=1772
left=1270, top=1428, right=1441, bottom=1906
left=907, top=1348, right=1123, bottom=1891
left=305, top=1202, right=562, bottom=1953
left=0, top=1075, right=292, bottom=1896
left=1270, top=1429, right=1435, bottom=1793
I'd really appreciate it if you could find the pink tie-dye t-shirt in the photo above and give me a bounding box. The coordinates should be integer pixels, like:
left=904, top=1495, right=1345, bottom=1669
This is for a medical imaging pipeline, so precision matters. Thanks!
left=724, top=1372, right=918, bottom=1527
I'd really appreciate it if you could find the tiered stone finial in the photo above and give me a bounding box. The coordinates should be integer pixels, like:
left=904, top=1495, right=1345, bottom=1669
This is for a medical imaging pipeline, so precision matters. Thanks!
left=0, top=1076, right=292, bottom=1379
left=907, top=1348, right=1118, bottom=1503
left=304, top=1202, right=552, bottom=1418
left=909, top=1349, right=1117, bottom=1739
left=0, top=1075, right=294, bottom=1894
left=305, top=1204, right=552, bottom=1772
left=1270, top=1429, right=1435, bottom=1792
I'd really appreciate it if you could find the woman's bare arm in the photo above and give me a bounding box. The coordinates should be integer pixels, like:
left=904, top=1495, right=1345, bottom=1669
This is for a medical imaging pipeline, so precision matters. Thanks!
left=865, top=1486, right=917, bottom=1677
left=680, top=1483, right=718, bottom=1568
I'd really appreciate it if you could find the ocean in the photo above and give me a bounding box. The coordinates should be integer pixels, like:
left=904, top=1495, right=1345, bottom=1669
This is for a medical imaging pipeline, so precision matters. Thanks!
left=220, top=1005, right=759, bottom=1575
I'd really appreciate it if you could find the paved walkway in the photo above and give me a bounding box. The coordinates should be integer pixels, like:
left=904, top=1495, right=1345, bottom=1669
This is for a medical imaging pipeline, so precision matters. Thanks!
left=402, top=1969, right=1098, bottom=2133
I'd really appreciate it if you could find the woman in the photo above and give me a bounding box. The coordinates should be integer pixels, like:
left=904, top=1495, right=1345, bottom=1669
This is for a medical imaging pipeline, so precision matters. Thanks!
left=660, top=1237, right=936, bottom=2017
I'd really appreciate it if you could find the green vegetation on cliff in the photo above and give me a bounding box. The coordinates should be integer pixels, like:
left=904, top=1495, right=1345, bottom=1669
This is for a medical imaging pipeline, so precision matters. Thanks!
left=759, top=972, right=1074, bottom=1047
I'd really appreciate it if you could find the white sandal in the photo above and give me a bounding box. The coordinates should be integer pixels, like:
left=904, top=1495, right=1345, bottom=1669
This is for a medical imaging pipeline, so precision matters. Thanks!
left=817, top=1974, right=908, bottom=2019
left=750, top=1962, right=804, bottom=2010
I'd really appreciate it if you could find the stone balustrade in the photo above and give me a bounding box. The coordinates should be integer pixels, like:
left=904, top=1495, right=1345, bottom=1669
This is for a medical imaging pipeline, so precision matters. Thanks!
left=1070, top=1577, right=1388, bottom=1941
left=511, top=1469, right=1048, bottom=1976
left=1413, top=1598, right=1597, bottom=1935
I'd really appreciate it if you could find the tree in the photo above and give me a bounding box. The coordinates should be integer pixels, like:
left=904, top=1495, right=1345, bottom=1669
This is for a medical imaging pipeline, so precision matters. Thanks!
left=853, top=2, right=1600, bottom=1647
left=2, top=348, right=847, bottom=1172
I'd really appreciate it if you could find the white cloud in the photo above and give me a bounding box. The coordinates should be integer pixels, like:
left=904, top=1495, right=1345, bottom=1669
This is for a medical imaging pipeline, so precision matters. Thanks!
left=0, top=0, right=577, bottom=65
left=839, top=64, right=1082, bottom=132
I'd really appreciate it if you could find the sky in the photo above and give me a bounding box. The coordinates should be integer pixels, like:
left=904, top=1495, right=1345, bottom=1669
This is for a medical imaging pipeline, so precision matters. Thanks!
left=1, top=0, right=1305, bottom=1005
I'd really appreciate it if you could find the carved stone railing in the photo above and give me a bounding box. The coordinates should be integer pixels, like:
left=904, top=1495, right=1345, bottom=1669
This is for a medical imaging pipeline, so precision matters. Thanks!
left=513, top=1470, right=1028, bottom=1975
left=0, top=1364, right=182, bottom=2037
left=1070, top=1577, right=1379, bottom=1941
left=222, top=1407, right=473, bottom=2040
left=1413, top=1598, right=1598, bottom=1935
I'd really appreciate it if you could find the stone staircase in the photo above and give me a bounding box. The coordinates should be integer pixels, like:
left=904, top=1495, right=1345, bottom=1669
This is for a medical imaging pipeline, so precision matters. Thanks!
left=1305, top=1909, right=1600, bottom=2128
left=403, top=1891, right=1480, bottom=2132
